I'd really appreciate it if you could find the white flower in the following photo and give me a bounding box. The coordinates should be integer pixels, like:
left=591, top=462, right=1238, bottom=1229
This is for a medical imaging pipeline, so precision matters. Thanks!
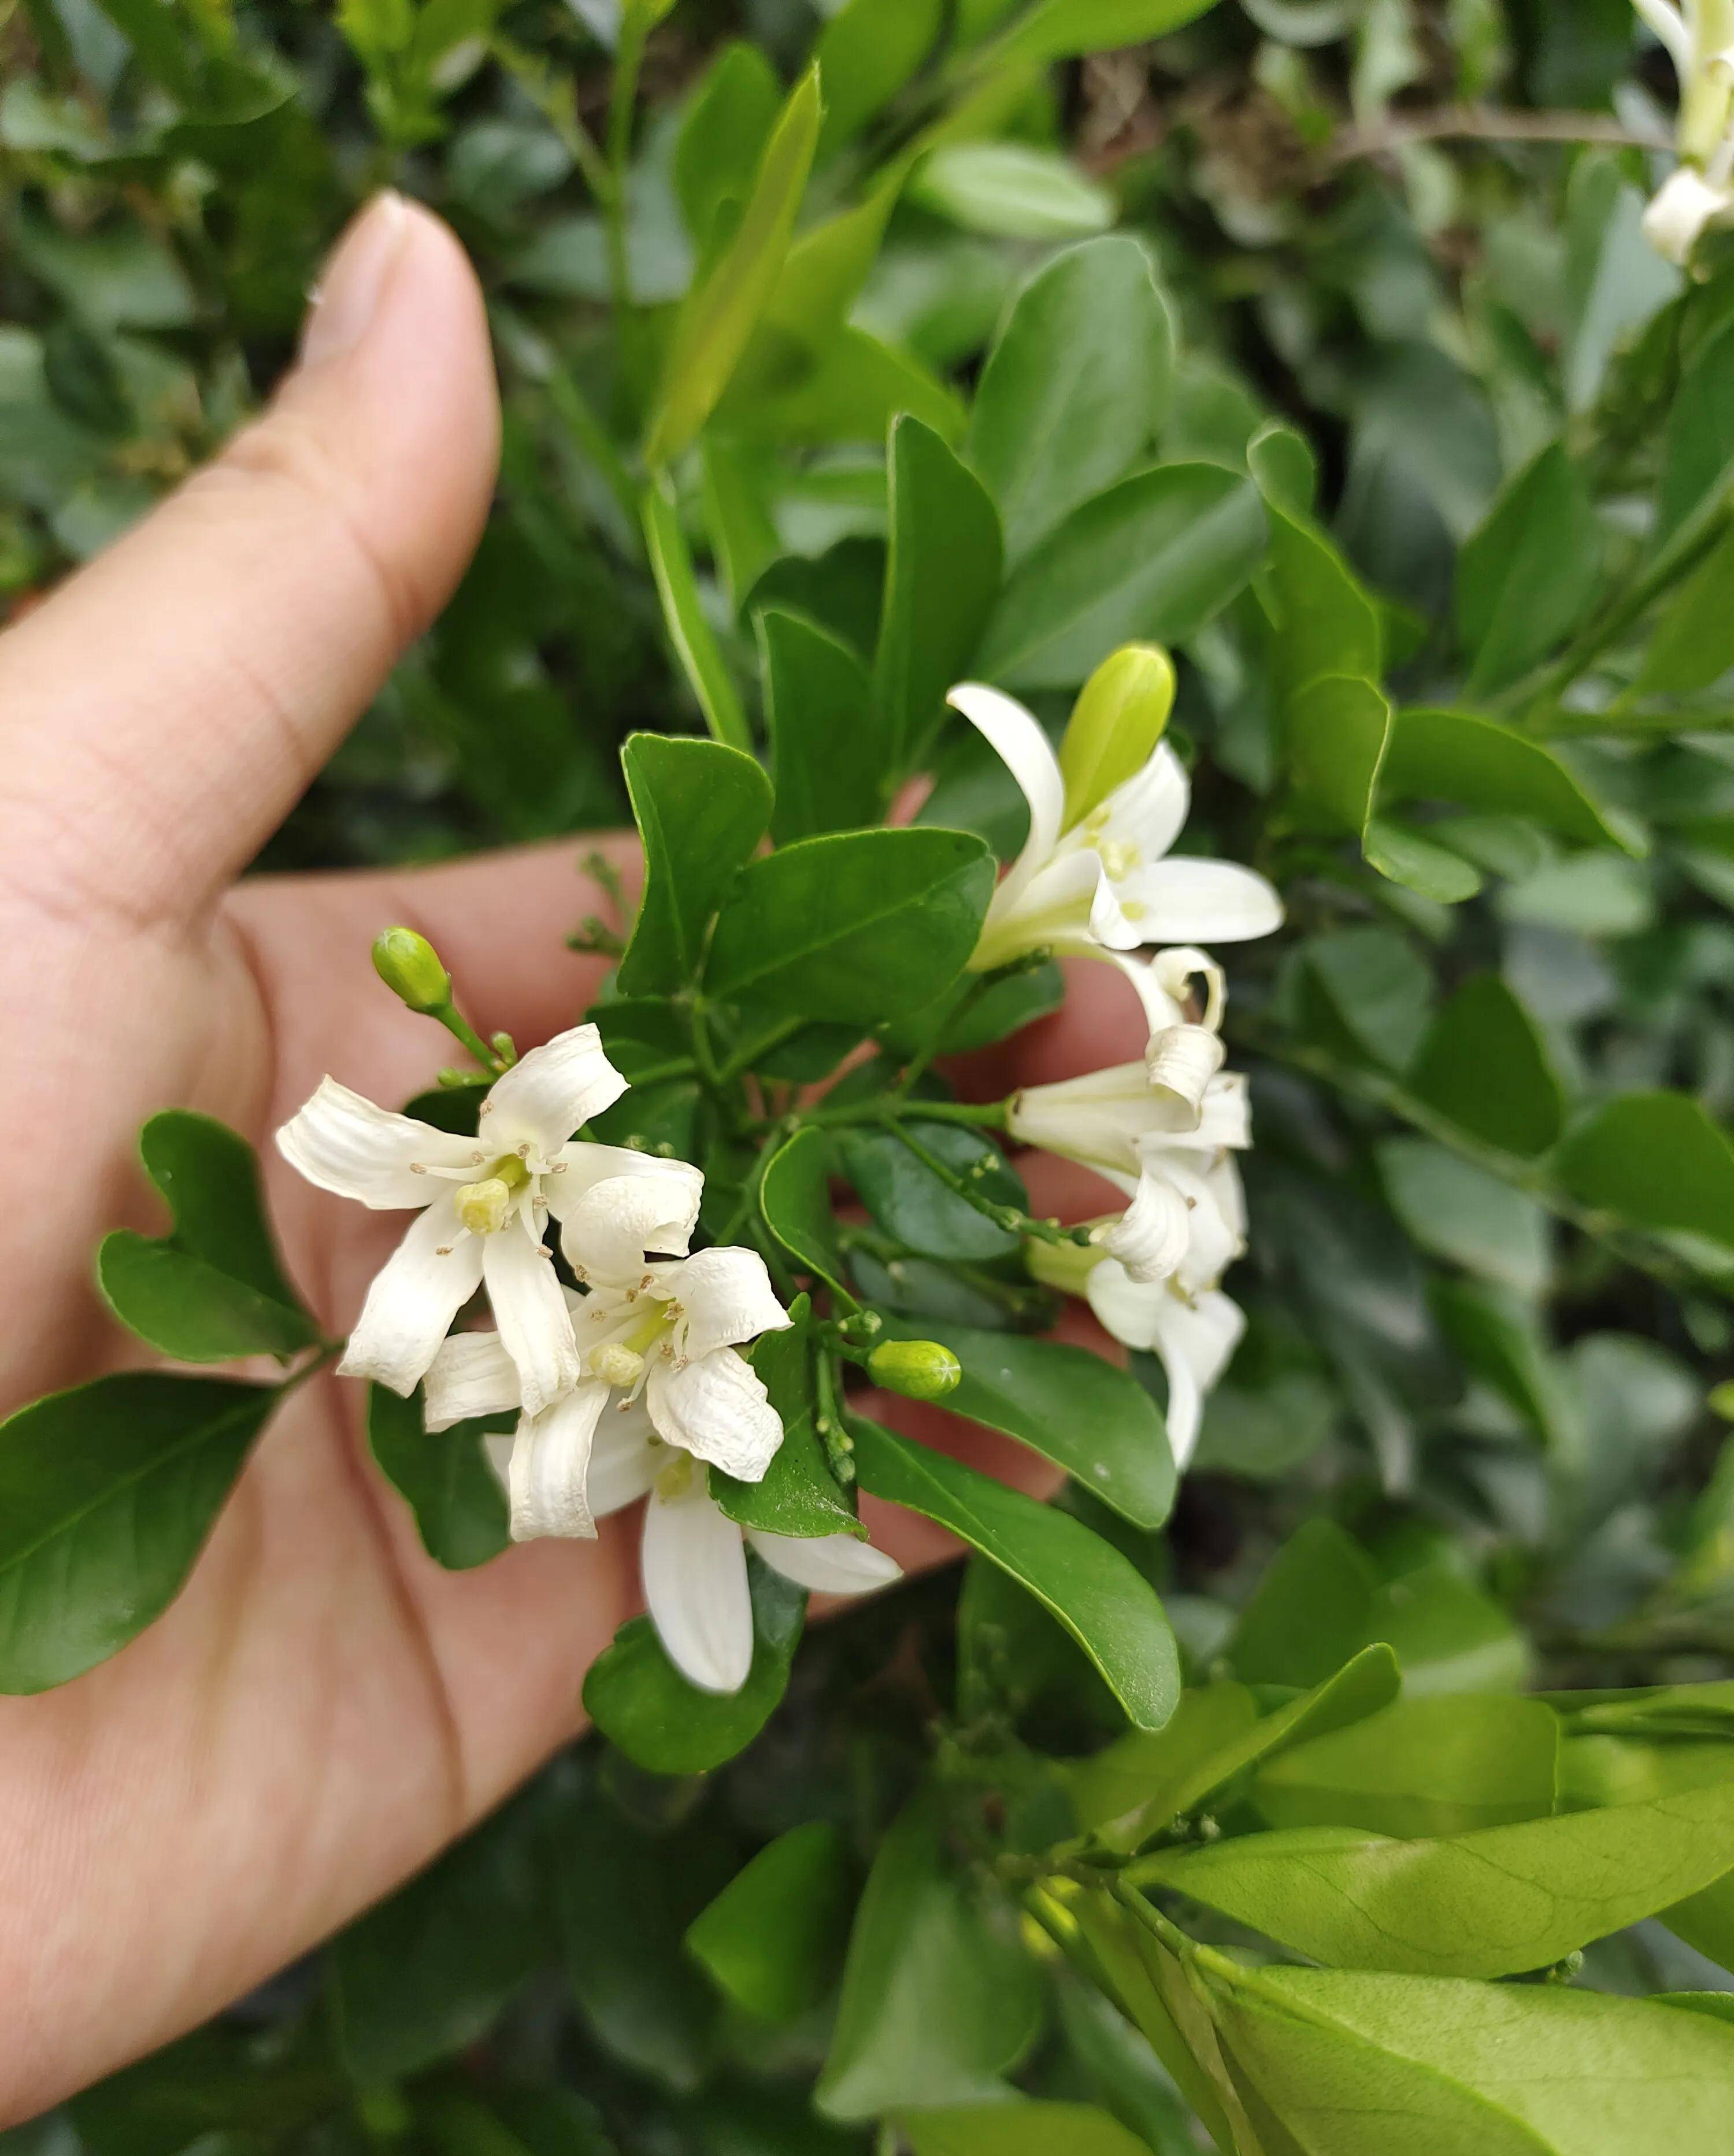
left=1088, top=1271, right=1247, bottom=1472
left=1643, top=164, right=1734, bottom=264
left=423, top=1245, right=795, bottom=1538
left=1633, top=0, right=1734, bottom=262
left=277, top=1024, right=701, bottom=1416
left=947, top=683, right=1283, bottom=973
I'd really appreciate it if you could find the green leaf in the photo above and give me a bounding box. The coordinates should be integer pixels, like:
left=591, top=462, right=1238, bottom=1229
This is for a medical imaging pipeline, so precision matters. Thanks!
left=1204, top=1958, right=1734, bottom=2154
left=672, top=41, right=780, bottom=247
left=874, top=1314, right=1174, bottom=1531
left=875, top=415, right=1005, bottom=779
left=617, top=732, right=772, bottom=996
left=758, top=605, right=887, bottom=843
left=1663, top=1868, right=1734, bottom=1972
left=687, top=1821, right=852, bottom=2022
left=1377, top=1139, right=1553, bottom=1296
left=968, top=236, right=1173, bottom=562
left=1658, top=309, right=1734, bottom=545
left=813, top=0, right=943, bottom=159
left=367, top=1384, right=509, bottom=1572
left=1254, top=1694, right=1561, bottom=1839
left=1554, top=1092, right=1734, bottom=1256
left=979, top=462, right=1267, bottom=691
left=712, top=1307, right=860, bottom=1540
left=1456, top=442, right=1602, bottom=696
left=911, top=143, right=1114, bottom=242
left=707, top=827, right=994, bottom=1024
left=1410, top=974, right=1565, bottom=1158
left=1287, top=671, right=1393, bottom=842
left=97, top=1113, right=316, bottom=1364
left=1638, top=522, right=1734, bottom=697
left=644, top=65, right=822, bottom=467
left=816, top=1791, right=1040, bottom=2120
left=759, top=1129, right=849, bottom=1294
left=1380, top=707, right=1636, bottom=854
left=702, top=438, right=780, bottom=612
left=983, top=0, right=1221, bottom=67
left=902, top=2105, right=1151, bottom=2156
left=0, top=1373, right=278, bottom=1692
left=327, top=1786, right=550, bottom=2081
left=842, top=1123, right=1026, bottom=1262
left=852, top=1420, right=1180, bottom=1731
left=581, top=1561, right=805, bottom=1776
left=1145, top=1771, right=1734, bottom=1979
left=641, top=486, right=752, bottom=753
left=1302, top=926, right=1434, bottom=1072
left=1250, top=422, right=1383, bottom=701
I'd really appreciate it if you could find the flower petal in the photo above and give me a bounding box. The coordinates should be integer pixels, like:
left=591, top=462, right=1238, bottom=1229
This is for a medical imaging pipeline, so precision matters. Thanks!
left=646, top=1348, right=784, bottom=1481
left=555, top=1166, right=706, bottom=1289
left=424, top=1328, right=521, bottom=1431
left=1144, top=1025, right=1227, bottom=1132
left=665, top=1246, right=791, bottom=1361
left=481, top=1224, right=581, bottom=1420
left=480, top=1024, right=628, bottom=1160
left=1151, top=1288, right=1246, bottom=1468
left=1083, top=1256, right=1162, bottom=1354
left=1099, top=741, right=1190, bottom=862
left=1117, top=858, right=1284, bottom=944
left=509, top=1384, right=609, bottom=1540
left=338, top=1195, right=484, bottom=1396
left=641, top=1481, right=754, bottom=1694
left=277, top=1078, right=475, bottom=1209
left=747, top=1528, right=902, bottom=1595
left=1196, top=1072, right=1252, bottom=1152
left=588, top=1400, right=660, bottom=1517
left=948, top=683, right=1066, bottom=913
left=1098, top=1168, right=1194, bottom=1285
left=547, top=1143, right=703, bottom=1236
left=1151, top=946, right=1226, bottom=1032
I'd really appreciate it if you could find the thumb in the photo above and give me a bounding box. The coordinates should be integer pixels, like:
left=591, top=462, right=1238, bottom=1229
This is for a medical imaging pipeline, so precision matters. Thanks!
left=0, top=194, right=499, bottom=923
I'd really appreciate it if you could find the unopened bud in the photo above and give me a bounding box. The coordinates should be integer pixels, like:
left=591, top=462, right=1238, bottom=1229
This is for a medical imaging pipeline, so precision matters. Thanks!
left=868, top=1338, right=962, bottom=1403
left=372, top=926, right=451, bottom=1014
left=1058, top=644, right=1176, bottom=827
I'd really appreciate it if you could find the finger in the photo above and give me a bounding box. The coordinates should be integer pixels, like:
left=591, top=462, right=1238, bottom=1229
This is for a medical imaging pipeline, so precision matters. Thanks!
left=0, top=194, right=499, bottom=925
left=947, top=953, right=1150, bottom=1102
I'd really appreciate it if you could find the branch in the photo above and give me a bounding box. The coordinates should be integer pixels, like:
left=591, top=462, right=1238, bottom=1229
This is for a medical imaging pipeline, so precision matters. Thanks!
left=1327, top=105, right=1673, bottom=168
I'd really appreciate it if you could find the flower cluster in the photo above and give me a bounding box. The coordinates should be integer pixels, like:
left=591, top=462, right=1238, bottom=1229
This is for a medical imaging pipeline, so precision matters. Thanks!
left=1634, top=0, right=1734, bottom=263
left=277, top=1025, right=899, bottom=1695
left=954, top=668, right=1281, bottom=1468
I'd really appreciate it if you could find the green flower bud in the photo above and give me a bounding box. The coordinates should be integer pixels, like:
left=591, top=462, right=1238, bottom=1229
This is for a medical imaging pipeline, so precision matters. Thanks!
left=371, top=926, right=451, bottom=1014
left=867, top=1338, right=963, bottom=1403
left=1058, top=643, right=1176, bottom=828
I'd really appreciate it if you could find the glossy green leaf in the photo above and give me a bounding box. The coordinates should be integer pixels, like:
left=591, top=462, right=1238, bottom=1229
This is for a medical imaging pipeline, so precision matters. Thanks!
left=1377, top=1139, right=1552, bottom=1296
left=367, top=1384, right=509, bottom=1572
left=1638, top=521, right=1734, bottom=696
left=1658, top=309, right=1734, bottom=544
left=672, top=41, right=779, bottom=248
left=979, top=462, right=1266, bottom=691
left=1251, top=422, right=1383, bottom=701
left=644, top=65, right=821, bottom=467
left=0, top=1373, right=277, bottom=1692
left=686, top=1821, right=851, bottom=2022
left=911, top=143, right=1114, bottom=242
left=1663, top=1868, right=1734, bottom=1972
left=617, top=731, right=771, bottom=996
left=758, top=605, right=886, bottom=843
left=851, top=1420, right=1179, bottom=1731
left=1554, top=1092, right=1734, bottom=1255
left=1380, top=707, right=1636, bottom=854
left=902, top=2105, right=1150, bottom=2156
left=875, top=415, right=1004, bottom=779
left=842, top=1123, right=1026, bottom=1262
left=1254, top=1694, right=1561, bottom=1839
left=1146, top=1772, right=1734, bottom=1977
left=712, top=1306, right=859, bottom=1540
left=1205, top=1958, right=1734, bottom=2154
left=875, top=1314, right=1174, bottom=1530
left=813, top=0, right=943, bottom=158
left=1303, top=926, right=1434, bottom=1071
left=816, top=1791, right=1040, bottom=2120
left=707, top=827, right=994, bottom=1024
left=968, top=236, right=1173, bottom=561
left=1287, top=671, right=1393, bottom=839
left=759, top=1130, right=849, bottom=1294
left=581, top=1561, right=804, bottom=1776
left=1456, top=442, right=1602, bottom=695
left=701, top=438, right=780, bottom=612
left=98, top=1112, right=316, bottom=1364
left=983, top=0, right=1220, bottom=66
left=642, top=485, right=751, bottom=753
left=1410, top=974, right=1565, bottom=1158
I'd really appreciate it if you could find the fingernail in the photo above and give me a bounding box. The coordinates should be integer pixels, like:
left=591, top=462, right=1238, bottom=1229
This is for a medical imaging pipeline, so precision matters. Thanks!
left=300, top=192, right=411, bottom=369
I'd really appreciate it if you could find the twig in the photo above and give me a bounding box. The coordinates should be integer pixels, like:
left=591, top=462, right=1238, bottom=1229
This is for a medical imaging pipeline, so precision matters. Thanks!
left=1328, top=106, right=1673, bottom=167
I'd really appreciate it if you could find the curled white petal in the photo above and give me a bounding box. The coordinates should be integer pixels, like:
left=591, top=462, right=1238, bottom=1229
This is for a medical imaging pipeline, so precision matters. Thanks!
left=647, top=1348, right=784, bottom=1481
left=1196, top=1071, right=1253, bottom=1152
left=424, top=1328, right=522, bottom=1431
left=509, top=1383, right=610, bottom=1540
left=1098, top=1168, right=1194, bottom=1284
left=1151, top=946, right=1227, bottom=1032
left=747, top=1529, right=902, bottom=1595
left=338, top=1195, right=485, bottom=1396
left=277, top=1078, right=475, bottom=1209
left=1150, top=1288, right=1247, bottom=1469
left=481, top=1024, right=627, bottom=1159
left=557, top=1166, right=706, bottom=1288
left=666, top=1246, right=792, bottom=1362
left=948, top=682, right=1066, bottom=916
left=1117, top=858, right=1284, bottom=944
left=642, top=1480, right=755, bottom=1694
left=1145, top=1025, right=1228, bottom=1131
left=482, top=1225, right=581, bottom=1419
left=1643, top=165, right=1734, bottom=264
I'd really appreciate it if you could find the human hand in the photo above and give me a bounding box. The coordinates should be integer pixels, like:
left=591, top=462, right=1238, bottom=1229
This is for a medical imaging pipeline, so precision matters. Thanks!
left=0, top=196, right=1140, bottom=2124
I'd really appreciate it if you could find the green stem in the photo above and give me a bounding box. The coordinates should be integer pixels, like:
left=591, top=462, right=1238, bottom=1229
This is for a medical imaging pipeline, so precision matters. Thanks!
left=432, top=1001, right=506, bottom=1076
left=542, top=362, right=642, bottom=539
left=604, top=13, right=648, bottom=316
left=881, top=1117, right=1091, bottom=1250
left=716, top=1015, right=807, bottom=1088
left=797, top=1096, right=1011, bottom=1135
